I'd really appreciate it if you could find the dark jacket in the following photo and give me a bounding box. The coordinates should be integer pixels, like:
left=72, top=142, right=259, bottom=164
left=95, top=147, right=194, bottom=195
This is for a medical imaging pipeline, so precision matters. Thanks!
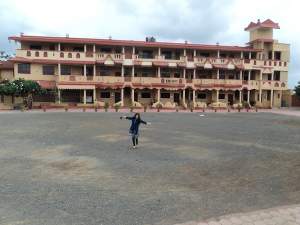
left=126, top=117, right=147, bottom=135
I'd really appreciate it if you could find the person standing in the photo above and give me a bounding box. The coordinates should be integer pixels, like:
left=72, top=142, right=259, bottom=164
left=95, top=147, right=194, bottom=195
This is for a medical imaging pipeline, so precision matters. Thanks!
left=120, top=113, right=151, bottom=149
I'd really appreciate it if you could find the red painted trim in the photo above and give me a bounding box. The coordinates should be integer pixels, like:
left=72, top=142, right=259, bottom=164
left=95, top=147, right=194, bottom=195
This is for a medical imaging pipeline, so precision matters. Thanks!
left=9, top=35, right=260, bottom=52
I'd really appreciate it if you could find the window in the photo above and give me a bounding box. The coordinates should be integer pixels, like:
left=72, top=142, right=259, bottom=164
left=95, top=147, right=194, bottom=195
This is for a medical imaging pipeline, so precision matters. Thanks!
left=161, top=93, right=170, bottom=98
left=141, top=92, right=151, bottom=98
left=174, top=72, right=180, bottom=78
left=274, top=71, right=280, bottom=81
left=162, top=51, right=172, bottom=59
left=18, top=63, right=30, bottom=74
left=198, top=93, right=206, bottom=99
left=219, top=73, right=225, bottom=79
left=73, top=47, right=84, bottom=52
left=140, top=50, right=153, bottom=59
left=43, top=65, right=55, bottom=75
left=101, top=48, right=112, bottom=53
left=61, top=65, right=71, bottom=75
left=200, top=52, right=209, bottom=57
left=219, top=94, right=225, bottom=99
left=274, top=51, right=281, bottom=60
left=268, top=51, right=273, bottom=60
left=268, top=74, right=272, bottom=81
left=100, top=92, right=110, bottom=98
left=30, top=45, right=42, bottom=50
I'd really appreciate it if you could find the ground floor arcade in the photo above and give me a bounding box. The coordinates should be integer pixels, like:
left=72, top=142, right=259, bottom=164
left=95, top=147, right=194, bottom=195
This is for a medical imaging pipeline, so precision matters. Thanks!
left=53, top=87, right=284, bottom=108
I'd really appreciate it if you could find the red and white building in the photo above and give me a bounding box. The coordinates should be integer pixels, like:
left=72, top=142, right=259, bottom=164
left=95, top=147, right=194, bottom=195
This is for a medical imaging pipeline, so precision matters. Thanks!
left=6, top=19, right=290, bottom=108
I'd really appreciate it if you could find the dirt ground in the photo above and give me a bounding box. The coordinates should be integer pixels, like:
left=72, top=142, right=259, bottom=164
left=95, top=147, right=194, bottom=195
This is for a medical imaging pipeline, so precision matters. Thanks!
left=0, top=112, right=300, bottom=225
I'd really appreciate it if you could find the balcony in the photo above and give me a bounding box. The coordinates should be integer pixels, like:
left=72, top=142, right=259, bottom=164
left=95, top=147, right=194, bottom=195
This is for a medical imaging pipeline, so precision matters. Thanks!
left=244, top=59, right=288, bottom=70
left=193, top=79, right=243, bottom=89
left=16, top=49, right=95, bottom=62
left=260, top=80, right=288, bottom=90
left=15, top=49, right=289, bottom=73
left=57, top=75, right=124, bottom=84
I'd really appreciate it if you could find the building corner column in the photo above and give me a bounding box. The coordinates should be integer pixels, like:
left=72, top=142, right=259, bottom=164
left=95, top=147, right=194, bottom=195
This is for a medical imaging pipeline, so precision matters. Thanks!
left=121, top=88, right=124, bottom=107
left=93, top=88, right=97, bottom=104
left=239, top=90, right=242, bottom=104
left=83, top=90, right=87, bottom=105
left=270, top=89, right=274, bottom=108
left=247, top=90, right=250, bottom=104
left=157, top=89, right=161, bottom=102
left=131, top=88, right=135, bottom=104
left=58, top=89, right=61, bottom=104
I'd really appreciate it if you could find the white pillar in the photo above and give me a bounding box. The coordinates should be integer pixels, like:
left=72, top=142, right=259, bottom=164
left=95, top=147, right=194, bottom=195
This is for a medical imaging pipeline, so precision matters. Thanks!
left=193, top=50, right=197, bottom=57
left=192, top=90, right=196, bottom=105
left=132, top=66, right=135, bottom=77
left=93, top=88, right=97, bottom=103
left=259, top=70, right=262, bottom=103
left=239, top=90, right=242, bottom=104
left=58, top=43, right=61, bottom=51
left=58, top=64, right=61, bottom=76
left=132, top=47, right=135, bottom=59
left=157, top=89, right=161, bottom=102
left=259, top=89, right=262, bottom=103
left=83, top=90, right=87, bottom=105
left=93, top=64, right=96, bottom=78
left=247, top=90, right=250, bottom=103
left=158, top=48, right=161, bottom=57
left=193, top=69, right=196, bottom=79
left=249, top=52, right=252, bottom=59
left=248, top=70, right=251, bottom=81
left=183, top=89, right=186, bottom=104
left=93, top=45, right=96, bottom=52
left=121, top=66, right=124, bottom=77
left=270, top=89, right=274, bottom=108
left=217, top=50, right=220, bottom=58
left=158, top=67, right=161, bottom=78
left=83, top=64, right=87, bottom=77
left=183, top=69, right=186, bottom=79
left=240, top=70, right=243, bottom=80
left=84, top=44, right=87, bottom=53
left=271, top=71, right=274, bottom=81
left=241, top=51, right=244, bottom=59
left=217, top=69, right=220, bottom=79
left=183, top=49, right=187, bottom=57
left=131, top=88, right=135, bottom=104
left=58, top=89, right=61, bottom=104
left=216, top=90, right=219, bottom=102
left=121, top=88, right=124, bottom=106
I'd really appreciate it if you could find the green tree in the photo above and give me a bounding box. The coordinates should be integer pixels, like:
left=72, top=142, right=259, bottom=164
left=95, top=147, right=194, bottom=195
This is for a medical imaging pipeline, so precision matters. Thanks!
left=295, top=81, right=300, bottom=97
left=0, top=79, right=45, bottom=108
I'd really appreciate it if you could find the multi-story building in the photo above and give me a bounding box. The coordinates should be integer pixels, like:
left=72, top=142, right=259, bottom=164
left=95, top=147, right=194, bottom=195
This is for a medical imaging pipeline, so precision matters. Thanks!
left=7, top=19, right=290, bottom=108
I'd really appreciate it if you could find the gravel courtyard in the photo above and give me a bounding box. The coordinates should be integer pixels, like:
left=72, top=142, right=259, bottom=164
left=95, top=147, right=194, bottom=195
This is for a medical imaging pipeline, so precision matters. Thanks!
left=0, top=112, right=300, bottom=225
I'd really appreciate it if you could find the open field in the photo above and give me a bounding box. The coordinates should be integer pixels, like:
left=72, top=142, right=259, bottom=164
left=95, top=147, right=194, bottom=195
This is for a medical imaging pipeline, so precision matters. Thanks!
left=0, top=112, right=300, bottom=225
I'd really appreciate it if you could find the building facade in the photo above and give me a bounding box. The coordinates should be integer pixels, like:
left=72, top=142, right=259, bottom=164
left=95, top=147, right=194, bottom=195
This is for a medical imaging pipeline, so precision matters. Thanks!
left=7, top=19, right=290, bottom=108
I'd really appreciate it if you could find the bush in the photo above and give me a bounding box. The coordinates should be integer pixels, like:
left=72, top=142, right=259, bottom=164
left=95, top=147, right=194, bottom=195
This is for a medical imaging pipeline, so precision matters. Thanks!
left=104, top=102, right=109, bottom=112
left=115, top=104, right=120, bottom=112
left=156, top=103, right=163, bottom=112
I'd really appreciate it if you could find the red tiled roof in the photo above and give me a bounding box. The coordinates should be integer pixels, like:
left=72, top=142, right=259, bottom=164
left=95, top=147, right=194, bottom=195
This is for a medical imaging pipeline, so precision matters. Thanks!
left=245, top=19, right=280, bottom=31
left=8, top=35, right=261, bottom=52
left=247, top=38, right=275, bottom=44
left=0, top=61, right=14, bottom=70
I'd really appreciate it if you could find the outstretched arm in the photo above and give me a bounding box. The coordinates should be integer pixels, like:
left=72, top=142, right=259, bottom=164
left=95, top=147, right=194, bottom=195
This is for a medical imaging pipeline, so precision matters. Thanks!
left=120, top=116, right=133, bottom=120
left=140, top=119, right=151, bottom=125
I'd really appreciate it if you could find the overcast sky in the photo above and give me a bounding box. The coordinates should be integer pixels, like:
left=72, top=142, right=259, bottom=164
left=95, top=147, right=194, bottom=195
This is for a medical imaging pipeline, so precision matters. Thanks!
left=0, top=0, right=299, bottom=88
